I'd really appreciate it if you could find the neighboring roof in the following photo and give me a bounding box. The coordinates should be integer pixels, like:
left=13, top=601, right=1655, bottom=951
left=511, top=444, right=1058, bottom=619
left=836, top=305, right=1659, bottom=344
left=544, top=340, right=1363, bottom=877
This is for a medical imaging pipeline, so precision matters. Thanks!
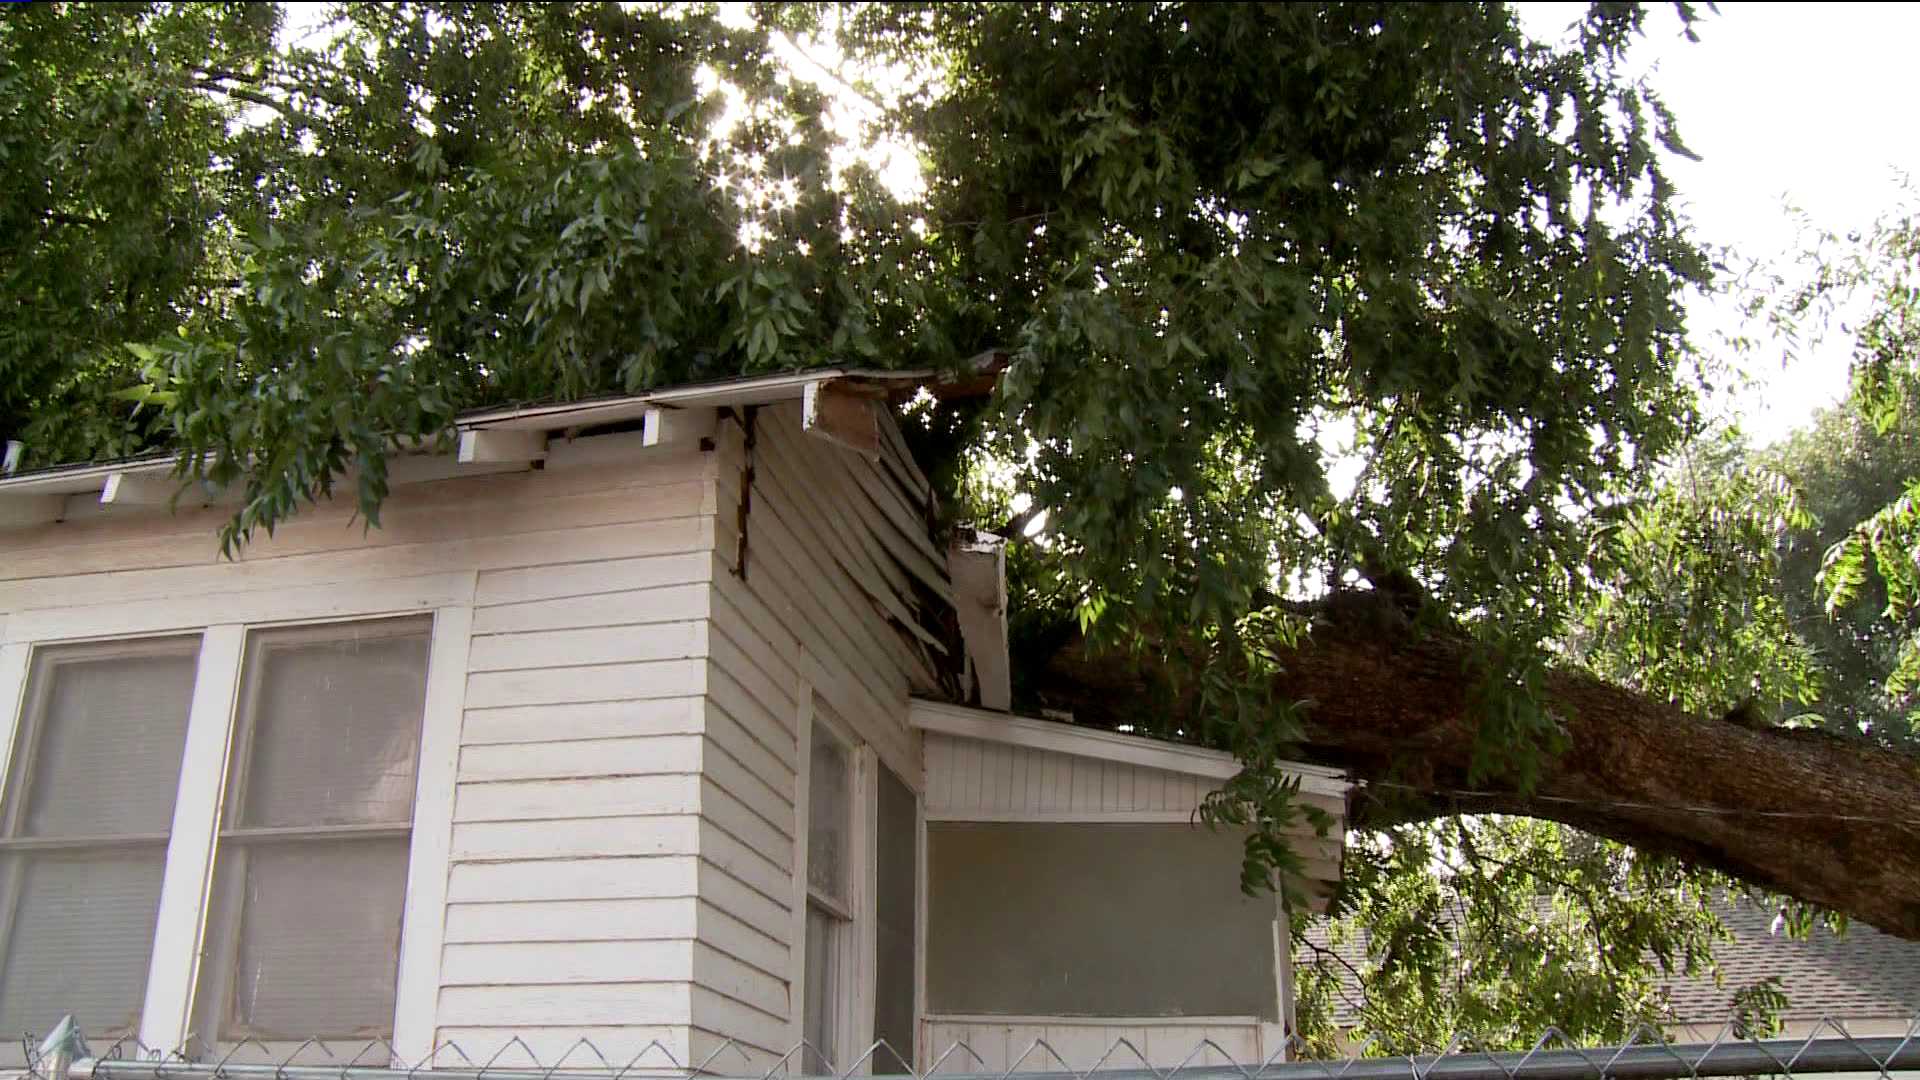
left=1300, top=899, right=1920, bottom=1029
left=1661, top=902, right=1920, bottom=1022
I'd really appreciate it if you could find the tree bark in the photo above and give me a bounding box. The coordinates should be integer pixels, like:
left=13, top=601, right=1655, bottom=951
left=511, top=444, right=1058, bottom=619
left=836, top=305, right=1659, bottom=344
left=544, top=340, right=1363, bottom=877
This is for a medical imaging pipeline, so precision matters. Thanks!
left=1031, top=592, right=1920, bottom=940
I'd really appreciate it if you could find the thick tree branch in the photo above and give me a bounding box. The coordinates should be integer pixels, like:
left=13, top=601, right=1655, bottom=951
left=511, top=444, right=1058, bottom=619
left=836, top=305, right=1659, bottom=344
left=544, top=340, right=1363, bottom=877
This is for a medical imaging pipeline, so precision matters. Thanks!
left=1031, top=590, right=1920, bottom=939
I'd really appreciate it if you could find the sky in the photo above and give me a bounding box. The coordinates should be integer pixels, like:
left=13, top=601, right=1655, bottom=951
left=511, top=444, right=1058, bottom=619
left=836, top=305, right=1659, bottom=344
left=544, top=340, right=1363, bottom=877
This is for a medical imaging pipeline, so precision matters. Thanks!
left=1517, top=2, right=1920, bottom=445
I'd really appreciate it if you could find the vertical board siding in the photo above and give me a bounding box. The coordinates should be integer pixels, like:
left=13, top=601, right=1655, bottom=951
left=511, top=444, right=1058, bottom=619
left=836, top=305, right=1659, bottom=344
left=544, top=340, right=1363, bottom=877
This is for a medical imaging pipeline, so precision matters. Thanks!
left=694, top=403, right=941, bottom=1060
left=924, top=734, right=1209, bottom=819
left=0, top=437, right=727, bottom=1066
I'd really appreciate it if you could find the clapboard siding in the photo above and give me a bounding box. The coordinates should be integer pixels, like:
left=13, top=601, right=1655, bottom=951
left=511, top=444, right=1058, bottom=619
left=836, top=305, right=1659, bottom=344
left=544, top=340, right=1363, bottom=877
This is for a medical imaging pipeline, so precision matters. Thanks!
left=459, top=697, right=706, bottom=746
left=471, top=581, right=710, bottom=634
left=0, top=451, right=714, bottom=583
left=696, top=895, right=789, bottom=977
left=442, top=941, right=692, bottom=986
left=0, top=434, right=729, bottom=1064
left=437, top=444, right=722, bottom=1060
left=432, top=1026, right=688, bottom=1069
left=0, top=507, right=718, bottom=611
left=446, top=858, right=702, bottom=904
left=443, top=898, right=699, bottom=942
left=472, top=552, right=713, bottom=607
left=439, top=984, right=692, bottom=1026
left=692, top=402, right=943, bottom=1057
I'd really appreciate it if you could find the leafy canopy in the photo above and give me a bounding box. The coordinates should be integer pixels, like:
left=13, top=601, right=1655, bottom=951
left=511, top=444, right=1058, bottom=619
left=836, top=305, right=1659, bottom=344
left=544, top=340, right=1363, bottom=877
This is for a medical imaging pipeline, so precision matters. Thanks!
left=8, top=0, right=1718, bottom=803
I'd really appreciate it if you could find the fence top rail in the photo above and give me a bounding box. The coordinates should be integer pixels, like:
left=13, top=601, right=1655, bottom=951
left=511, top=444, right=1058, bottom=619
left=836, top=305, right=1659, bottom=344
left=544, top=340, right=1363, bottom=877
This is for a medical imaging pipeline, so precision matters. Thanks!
left=15, top=1016, right=1920, bottom=1080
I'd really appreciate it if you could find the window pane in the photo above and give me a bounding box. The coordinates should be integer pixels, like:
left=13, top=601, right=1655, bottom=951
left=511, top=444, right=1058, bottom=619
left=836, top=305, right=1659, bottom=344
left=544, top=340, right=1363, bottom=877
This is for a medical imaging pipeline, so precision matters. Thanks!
left=16, top=644, right=197, bottom=838
left=807, top=725, right=851, bottom=905
left=804, top=904, right=841, bottom=1074
left=235, top=620, right=430, bottom=828
left=873, top=766, right=917, bottom=1066
left=0, top=850, right=167, bottom=1038
left=226, top=840, right=410, bottom=1039
left=926, top=823, right=1279, bottom=1019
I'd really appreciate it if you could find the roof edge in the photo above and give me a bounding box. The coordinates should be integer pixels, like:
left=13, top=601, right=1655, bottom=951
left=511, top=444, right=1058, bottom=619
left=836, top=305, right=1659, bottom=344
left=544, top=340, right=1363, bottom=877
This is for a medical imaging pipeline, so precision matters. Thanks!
left=908, top=698, right=1350, bottom=797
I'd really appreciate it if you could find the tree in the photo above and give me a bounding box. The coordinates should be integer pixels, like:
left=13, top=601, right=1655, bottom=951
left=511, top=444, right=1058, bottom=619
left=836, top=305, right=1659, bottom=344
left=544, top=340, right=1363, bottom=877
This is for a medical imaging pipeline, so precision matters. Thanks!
left=1768, top=396, right=1920, bottom=746
left=7, top=0, right=1920, bottom=1026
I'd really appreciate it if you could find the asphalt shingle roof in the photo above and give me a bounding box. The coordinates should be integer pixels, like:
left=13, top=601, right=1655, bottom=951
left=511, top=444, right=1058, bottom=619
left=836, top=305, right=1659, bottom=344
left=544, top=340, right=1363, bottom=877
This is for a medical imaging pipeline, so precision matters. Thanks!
left=1662, top=903, right=1920, bottom=1022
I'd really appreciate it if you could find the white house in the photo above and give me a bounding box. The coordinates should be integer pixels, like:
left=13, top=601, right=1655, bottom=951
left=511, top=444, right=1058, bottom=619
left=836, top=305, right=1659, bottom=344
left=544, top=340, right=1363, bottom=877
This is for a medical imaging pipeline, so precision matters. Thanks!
left=0, top=370, right=1347, bottom=1073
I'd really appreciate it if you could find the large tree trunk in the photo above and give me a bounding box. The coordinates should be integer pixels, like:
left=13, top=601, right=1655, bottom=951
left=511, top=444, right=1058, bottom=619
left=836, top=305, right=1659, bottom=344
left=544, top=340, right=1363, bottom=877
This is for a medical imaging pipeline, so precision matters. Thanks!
left=1032, top=592, right=1920, bottom=940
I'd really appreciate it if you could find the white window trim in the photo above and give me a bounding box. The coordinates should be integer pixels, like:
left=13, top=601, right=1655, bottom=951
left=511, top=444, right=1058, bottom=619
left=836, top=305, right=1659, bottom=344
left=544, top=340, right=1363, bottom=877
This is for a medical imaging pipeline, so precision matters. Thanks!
left=139, top=623, right=245, bottom=1053
left=0, top=579, right=473, bottom=1063
left=913, top=801, right=928, bottom=1072
left=793, top=693, right=878, bottom=1075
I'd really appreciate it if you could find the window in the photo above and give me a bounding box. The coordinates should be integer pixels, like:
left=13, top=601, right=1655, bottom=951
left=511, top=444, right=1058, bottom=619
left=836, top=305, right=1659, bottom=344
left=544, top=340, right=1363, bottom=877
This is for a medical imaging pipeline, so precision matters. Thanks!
left=194, top=618, right=432, bottom=1043
left=0, top=610, right=443, bottom=1060
left=804, top=721, right=855, bottom=1073
left=925, top=823, right=1280, bottom=1020
left=0, top=638, right=201, bottom=1040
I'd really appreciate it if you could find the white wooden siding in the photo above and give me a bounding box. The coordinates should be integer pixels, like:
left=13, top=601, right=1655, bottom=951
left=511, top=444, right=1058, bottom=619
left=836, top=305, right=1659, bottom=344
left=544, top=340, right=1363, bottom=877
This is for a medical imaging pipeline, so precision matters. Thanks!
left=925, top=733, right=1213, bottom=819
left=692, top=403, right=942, bottom=1070
left=441, top=442, right=717, bottom=1065
left=0, top=435, right=726, bottom=1066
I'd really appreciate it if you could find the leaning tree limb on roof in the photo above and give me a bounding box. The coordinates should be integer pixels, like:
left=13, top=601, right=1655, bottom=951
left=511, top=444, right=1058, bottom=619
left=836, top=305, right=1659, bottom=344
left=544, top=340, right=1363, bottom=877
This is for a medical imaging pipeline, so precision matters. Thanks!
left=1033, top=589, right=1920, bottom=941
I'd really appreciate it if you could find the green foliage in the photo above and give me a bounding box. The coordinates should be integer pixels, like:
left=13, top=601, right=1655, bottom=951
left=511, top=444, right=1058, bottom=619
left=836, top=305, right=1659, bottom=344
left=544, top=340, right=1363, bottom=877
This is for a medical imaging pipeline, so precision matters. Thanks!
left=851, top=5, right=1714, bottom=863
left=1730, top=977, right=1789, bottom=1040
left=1573, top=432, right=1821, bottom=716
left=1, top=3, right=275, bottom=463
left=1766, top=397, right=1920, bottom=744
left=1292, top=817, right=1744, bottom=1055
left=1759, top=188, right=1920, bottom=741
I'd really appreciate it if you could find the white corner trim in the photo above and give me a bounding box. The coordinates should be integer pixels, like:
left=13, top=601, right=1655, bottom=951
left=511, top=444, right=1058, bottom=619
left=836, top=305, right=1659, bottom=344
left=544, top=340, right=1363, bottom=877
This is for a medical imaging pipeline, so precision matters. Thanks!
left=140, top=624, right=246, bottom=1056
left=392, top=604, right=474, bottom=1065
left=907, top=699, right=1348, bottom=797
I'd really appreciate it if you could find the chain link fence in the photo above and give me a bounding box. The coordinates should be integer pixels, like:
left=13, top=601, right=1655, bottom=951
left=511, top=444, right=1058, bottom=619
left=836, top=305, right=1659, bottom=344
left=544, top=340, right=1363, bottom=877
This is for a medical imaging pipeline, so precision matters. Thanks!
left=9, top=1016, right=1920, bottom=1080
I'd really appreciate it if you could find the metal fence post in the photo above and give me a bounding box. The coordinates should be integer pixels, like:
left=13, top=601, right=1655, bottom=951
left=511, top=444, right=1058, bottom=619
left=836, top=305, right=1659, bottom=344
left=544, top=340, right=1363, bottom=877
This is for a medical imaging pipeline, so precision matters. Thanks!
left=33, top=1016, right=85, bottom=1080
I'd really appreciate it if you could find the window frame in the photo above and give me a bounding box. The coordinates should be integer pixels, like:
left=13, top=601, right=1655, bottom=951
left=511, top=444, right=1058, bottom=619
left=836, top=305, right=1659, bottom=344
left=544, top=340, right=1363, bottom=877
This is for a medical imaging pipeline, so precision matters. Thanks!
left=192, top=616, right=433, bottom=1049
left=797, top=702, right=865, bottom=1074
left=789, top=697, right=925, bottom=1077
left=0, top=634, right=204, bottom=1042
left=0, top=588, right=473, bottom=1065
